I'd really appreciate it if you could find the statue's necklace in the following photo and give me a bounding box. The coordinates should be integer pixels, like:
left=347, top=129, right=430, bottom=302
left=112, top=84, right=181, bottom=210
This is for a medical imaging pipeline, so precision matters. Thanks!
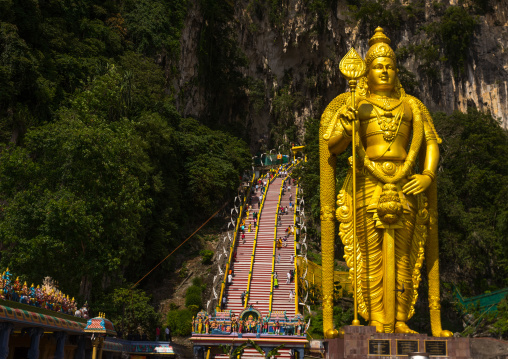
left=365, top=97, right=403, bottom=142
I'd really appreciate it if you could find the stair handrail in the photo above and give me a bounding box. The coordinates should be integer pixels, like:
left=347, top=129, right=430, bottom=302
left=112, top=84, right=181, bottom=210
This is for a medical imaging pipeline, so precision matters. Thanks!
left=244, top=173, right=270, bottom=307
left=218, top=173, right=256, bottom=308
left=269, top=174, right=285, bottom=312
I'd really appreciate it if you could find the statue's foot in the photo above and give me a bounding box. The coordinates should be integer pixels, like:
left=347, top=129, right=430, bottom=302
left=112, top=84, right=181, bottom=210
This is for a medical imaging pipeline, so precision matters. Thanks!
left=437, top=329, right=453, bottom=337
left=370, top=321, right=384, bottom=333
left=394, top=321, right=418, bottom=334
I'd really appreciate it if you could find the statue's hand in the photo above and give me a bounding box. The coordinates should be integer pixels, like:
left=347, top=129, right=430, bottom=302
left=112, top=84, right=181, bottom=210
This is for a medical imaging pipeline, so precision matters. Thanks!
left=340, top=107, right=358, bottom=136
left=402, top=174, right=432, bottom=195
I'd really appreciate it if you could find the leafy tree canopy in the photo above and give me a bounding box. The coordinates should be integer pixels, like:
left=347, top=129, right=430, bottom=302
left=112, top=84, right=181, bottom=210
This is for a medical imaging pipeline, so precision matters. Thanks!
left=0, top=0, right=251, bottom=303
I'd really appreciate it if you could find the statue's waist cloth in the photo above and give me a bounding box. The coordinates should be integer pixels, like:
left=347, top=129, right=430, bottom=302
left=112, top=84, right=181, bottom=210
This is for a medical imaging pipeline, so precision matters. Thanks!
left=338, top=160, right=427, bottom=323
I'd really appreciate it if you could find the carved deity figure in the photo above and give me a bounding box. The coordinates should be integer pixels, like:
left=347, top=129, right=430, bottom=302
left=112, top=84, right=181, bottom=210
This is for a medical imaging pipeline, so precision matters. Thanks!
left=320, top=27, right=452, bottom=336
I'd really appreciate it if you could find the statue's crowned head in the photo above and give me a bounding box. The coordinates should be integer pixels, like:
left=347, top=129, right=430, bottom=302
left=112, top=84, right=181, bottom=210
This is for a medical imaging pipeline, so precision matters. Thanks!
left=357, top=27, right=404, bottom=98
left=365, top=27, right=397, bottom=70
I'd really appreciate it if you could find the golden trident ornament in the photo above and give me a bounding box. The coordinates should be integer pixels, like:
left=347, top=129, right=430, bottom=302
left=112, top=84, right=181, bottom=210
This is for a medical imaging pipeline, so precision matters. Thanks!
left=339, top=48, right=366, bottom=327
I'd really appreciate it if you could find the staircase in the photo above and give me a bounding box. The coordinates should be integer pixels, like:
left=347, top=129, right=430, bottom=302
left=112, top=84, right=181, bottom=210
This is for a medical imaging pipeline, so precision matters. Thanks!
left=224, top=186, right=262, bottom=314
left=271, top=176, right=296, bottom=317
left=242, top=348, right=292, bottom=359
left=222, top=170, right=299, bottom=320
left=246, top=177, right=281, bottom=315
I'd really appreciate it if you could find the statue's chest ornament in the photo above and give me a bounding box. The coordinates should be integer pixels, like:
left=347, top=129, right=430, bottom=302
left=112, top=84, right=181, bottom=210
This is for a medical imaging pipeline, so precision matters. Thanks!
left=365, top=97, right=404, bottom=142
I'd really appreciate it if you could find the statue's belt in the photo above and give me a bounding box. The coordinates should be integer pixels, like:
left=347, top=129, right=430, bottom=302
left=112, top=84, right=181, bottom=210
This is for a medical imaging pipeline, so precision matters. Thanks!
left=353, top=160, right=416, bottom=215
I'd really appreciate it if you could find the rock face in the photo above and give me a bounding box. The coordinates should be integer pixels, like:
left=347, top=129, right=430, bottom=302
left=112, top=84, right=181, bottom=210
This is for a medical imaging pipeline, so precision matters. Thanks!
left=470, top=337, right=508, bottom=359
left=174, top=0, right=508, bottom=148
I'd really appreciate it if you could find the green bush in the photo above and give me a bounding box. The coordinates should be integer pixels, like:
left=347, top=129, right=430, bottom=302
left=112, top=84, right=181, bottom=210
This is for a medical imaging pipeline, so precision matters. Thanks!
left=348, top=0, right=405, bottom=33
left=166, top=309, right=194, bottom=337
left=200, top=249, right=214, bottom=265
left=185, top=292, right=203, bottom=309
left=186, top=286, right=203, bottom=297
left=423, top=5, right=477, bottom=75
left=192, top=277, right=204, bottom=287
left=185, top=280, right=206, bottom=310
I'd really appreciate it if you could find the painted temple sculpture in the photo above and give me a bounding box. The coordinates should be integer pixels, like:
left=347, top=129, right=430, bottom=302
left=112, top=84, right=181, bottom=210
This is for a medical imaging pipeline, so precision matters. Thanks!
left=191, top=307, right=306, bottom=337
left=0, top=269, right=89, bottom=318
left=320, top=27, right=453, bottom=337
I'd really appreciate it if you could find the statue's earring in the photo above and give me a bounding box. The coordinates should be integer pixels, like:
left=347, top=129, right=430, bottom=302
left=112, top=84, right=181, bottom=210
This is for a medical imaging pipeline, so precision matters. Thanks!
left=358, top=76, right=368, bottom=98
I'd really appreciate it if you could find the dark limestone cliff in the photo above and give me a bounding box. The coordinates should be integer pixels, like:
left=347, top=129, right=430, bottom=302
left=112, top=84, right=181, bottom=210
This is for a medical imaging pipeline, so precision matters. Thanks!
left=173, top=0, right=508, bottom=149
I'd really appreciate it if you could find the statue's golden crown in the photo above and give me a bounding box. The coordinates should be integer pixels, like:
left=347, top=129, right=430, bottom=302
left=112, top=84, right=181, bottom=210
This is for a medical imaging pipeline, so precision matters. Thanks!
left=365, top=27, right=397, bottom=68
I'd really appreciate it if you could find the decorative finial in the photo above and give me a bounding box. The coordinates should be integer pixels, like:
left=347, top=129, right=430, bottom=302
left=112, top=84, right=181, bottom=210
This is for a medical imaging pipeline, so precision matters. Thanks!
left=368, top=27, right=391, bottom=47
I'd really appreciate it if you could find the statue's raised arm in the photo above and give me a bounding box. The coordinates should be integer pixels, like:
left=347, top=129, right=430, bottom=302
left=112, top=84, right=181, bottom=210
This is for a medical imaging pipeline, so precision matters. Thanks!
left=320, top=27, right=452, bottom=337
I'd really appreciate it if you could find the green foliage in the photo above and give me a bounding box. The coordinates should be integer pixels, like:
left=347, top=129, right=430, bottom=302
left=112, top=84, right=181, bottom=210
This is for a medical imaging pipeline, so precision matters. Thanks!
left=185, top=292, right=203, bottom=309
left=123, top=0, right=188, bottom=58
left=247, top=78, right=266, bottom=115
left=304, top=0, right=337, bottom=34
left=177, top=118, right=251, bottom=213
left=200, top=249, right=214, bottom=265
left=396, top=65, right=418, bottom=95
left=105, top=287, right=161, bottom=338
left=399, top=41, right=442, bottom=81
left=491, top=299, right=508, bottom=338
left=271, top=85, right=303, bottom=145
left=184, top=277, right=206, bottom=309
left=166, top=308, right=194, bottom=336
left=333, top=304, right=354, bottom=329
left=305, top=306, right=351, bottom=339
left=305, top=309, right=324, bottom=338
left=434, top=109, right=508, bottom=294
left=0, top=86, right=151, bottom=295
left=0, top=60, right=250, bottom=301
left=347, top=0, right=405, bottom=33
left=267, top=0, right=288, bottom=30
left=179, top=262, right=189, bottom=278
left=423, top=5, right=477, bottom=75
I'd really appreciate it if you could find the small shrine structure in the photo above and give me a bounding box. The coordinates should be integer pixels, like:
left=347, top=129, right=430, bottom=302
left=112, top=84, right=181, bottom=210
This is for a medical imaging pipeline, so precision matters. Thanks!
left=190, top=306, right=307, bottom=359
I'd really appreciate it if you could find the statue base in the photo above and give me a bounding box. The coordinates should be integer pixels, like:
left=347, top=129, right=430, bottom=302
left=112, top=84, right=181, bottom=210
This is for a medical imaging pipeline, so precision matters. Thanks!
left=325, top=326, right=470, bottom=359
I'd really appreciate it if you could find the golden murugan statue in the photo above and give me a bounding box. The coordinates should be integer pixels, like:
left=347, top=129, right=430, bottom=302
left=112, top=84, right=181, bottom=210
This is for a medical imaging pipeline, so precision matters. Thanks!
left=319, top=27, right=452, bottom=337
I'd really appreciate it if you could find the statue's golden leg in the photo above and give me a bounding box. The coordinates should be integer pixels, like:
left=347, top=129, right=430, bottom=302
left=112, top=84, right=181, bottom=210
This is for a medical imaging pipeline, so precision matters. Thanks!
left=394, top=210, right=417, bottom=333
left=395, top=212, right=415, bottom=325
left=356, top=176, right=384, bottom=325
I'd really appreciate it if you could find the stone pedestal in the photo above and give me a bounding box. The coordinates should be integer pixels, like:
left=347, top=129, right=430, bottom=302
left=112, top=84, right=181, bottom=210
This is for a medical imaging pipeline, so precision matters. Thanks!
left=325, top=326, right=470, bottom=359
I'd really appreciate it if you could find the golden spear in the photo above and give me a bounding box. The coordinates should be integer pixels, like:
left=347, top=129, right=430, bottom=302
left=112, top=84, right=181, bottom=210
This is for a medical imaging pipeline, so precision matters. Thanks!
left=338, top=48, right=366, bottom=327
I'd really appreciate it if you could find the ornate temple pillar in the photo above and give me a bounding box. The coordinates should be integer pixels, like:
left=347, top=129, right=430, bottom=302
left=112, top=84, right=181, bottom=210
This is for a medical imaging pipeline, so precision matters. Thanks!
left=54, top=331, right=67, bottom=359
left=0, top=323, right=13, bottom=359
left=74, top=335, right=86, bottom=359
left=91, top=336, right=104, bottom=359
left=295, top=348, right=305, bottom=359
left=27, top=327, right=44, bottom=359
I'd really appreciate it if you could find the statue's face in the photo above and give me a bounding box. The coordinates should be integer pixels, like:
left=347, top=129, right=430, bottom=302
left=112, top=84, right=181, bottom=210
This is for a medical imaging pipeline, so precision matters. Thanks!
left=367, top=57, right=397, bottom=92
